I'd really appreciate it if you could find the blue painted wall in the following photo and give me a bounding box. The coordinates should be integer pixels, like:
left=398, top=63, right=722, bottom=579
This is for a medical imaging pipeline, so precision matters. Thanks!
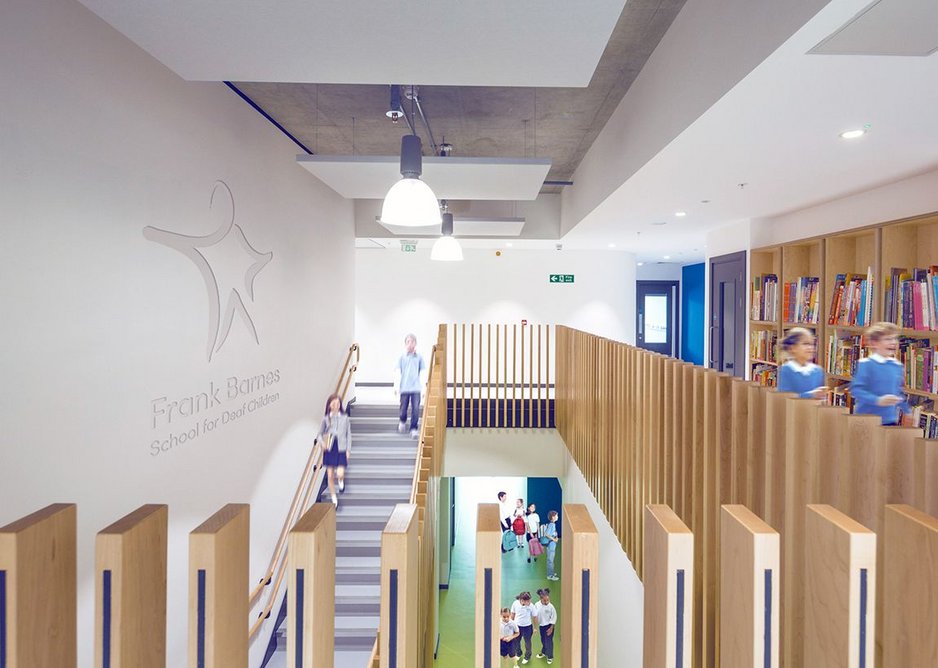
left=527, top=477, right=563, bottom=532
left=681, top=263, right=705, bottom=365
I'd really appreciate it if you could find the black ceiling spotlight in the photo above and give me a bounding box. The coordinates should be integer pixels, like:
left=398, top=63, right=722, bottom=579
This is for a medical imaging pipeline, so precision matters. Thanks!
left=386, top=85, right=404, bottom=123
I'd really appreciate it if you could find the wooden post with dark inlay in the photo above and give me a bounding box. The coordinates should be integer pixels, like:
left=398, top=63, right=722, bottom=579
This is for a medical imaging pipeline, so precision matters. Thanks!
left=380, top=504, right=418, bottom=668
left=0, top=503, right=77, bottom=668
left=288, top=503, right=335, bottom=668
left=644, top=505, right=693, bottom=668
left=188, top=503, right=249, bottom=668
left=561, top=504, right=598, bottom=668
left=95, top=504, right=167, bottom=668
left=475, top=504, right=501, bottom=668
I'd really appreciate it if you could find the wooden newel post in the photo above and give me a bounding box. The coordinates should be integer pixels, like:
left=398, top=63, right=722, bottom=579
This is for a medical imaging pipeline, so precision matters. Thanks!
left=561, top=504, right=599, bottom=668
left=0, top=503, right=77, bottom=668
left=288, top=503, right=336, bottom=668
left=475, top=504, right=501, bottom=668
left=643, top=505, right=693, bottom=668
left=804, top=504, right=875, bottom=668
left=188, top=503, right=249, bottom=668
left=95, top=504, right=168, bottom=668
left=720, top=505, right=779, bottom=668
left=380, top=504, right=418, bottom=668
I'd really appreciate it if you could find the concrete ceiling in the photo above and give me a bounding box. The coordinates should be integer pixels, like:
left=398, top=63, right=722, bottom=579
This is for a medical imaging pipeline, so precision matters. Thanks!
left=232, top=0, right=687, bottom=192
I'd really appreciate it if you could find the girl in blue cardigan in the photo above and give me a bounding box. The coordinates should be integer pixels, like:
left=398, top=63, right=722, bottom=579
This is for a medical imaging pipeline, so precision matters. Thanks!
left=777, top=327, right=827, bottom=399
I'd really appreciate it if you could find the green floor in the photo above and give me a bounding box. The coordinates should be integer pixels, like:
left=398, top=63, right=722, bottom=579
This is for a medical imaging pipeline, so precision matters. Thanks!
left=436, top=515, right=562, bottom=665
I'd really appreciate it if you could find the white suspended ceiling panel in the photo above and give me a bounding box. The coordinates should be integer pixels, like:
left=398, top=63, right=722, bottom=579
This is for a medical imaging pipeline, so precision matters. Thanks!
left=77, top=0, right=626, bottom=86
left=378, top=217, right=526, bottom=237
left=297, top=155, right=552, bottom=201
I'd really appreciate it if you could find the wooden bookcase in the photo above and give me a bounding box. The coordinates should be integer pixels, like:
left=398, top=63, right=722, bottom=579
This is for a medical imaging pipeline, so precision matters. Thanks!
left=749, top=247, right=782, bottom=386
left=750, top=212, right=938, bottom=413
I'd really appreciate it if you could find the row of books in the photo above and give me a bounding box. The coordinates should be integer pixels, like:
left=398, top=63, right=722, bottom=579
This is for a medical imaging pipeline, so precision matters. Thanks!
left=884, top=266, right=938, bottom=331
left=750, top=274, right=778, bottom=321
left=827, top=268, right=874, bottom=327
left=896, top=338, right=938, bottom=394
left=750, top=330, right=778, bottom=364
left=782, top=276, right=820, bottom=324
left=826, top=334, right=865, bottom=377
left=751, top=363, right=777, bottom=387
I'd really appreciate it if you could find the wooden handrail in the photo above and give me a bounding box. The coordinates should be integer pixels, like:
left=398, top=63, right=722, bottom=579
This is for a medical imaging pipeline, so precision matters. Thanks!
left=410, top=343, right=438, bottom=504
left=248, top=342, right=359, bottom=642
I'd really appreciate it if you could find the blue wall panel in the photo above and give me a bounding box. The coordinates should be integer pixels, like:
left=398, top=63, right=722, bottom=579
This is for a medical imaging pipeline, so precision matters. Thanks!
left=681, top=263, right=705, bottom=365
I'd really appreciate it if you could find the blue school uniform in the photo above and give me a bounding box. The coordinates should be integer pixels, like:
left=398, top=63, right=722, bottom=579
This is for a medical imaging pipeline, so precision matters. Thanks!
left=850, top=353, right=911, bottom=425
left=777, top=360, right=825, bottom=398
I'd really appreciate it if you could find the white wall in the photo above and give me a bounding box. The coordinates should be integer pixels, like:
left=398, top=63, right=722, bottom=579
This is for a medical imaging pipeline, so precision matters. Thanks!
left=0, top=0, right=354, bottom=665
left=354, top=248, right=636, bottom=382
left=561, top=447, right=644, bottom=666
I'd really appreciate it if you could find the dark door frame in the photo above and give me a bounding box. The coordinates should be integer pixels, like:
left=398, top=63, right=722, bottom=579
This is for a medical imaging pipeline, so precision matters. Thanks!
left=708, top=251, right=747, bottom=377
left=636, top=280, right=680, bottom=357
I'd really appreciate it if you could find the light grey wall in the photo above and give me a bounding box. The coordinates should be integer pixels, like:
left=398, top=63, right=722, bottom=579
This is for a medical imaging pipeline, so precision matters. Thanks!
left=0, top=0, right=354, bottom=664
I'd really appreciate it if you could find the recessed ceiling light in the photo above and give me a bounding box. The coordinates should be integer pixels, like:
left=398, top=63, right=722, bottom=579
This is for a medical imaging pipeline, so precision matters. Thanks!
left=637, top=262, right=644, bottom=266
left=839, top=128, right=867, bottom=140
left=651, top=221, right=667, bottom=226
left=663, top=255, right=671, bottom=260
left=675, top=211, right=687, bottom=217
left=505, top=242, right=513, bottom=247
left=608, top=243, right=616, bottom=248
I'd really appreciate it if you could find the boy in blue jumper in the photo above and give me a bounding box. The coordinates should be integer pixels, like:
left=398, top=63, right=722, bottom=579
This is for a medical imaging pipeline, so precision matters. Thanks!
left=395, top=333, right=426, bottom=438
left=850, top=322, right=912, bottom=426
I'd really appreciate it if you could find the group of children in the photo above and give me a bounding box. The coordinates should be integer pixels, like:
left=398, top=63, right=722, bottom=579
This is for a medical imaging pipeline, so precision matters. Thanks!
left=778, top=321, right=911, bottom=426
left=499, top=493, right=560, bottom=580
left=500, top=589, right=557, bottom=665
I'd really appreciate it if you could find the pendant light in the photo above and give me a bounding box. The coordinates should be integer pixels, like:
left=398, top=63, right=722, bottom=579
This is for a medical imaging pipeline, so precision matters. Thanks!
left=380, top=87, right=441, bottom=227
left=431, top=211, right=463, bottom=262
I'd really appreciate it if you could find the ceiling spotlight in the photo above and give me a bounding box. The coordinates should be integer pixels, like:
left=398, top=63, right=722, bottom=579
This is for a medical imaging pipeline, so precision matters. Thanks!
left=663, top=255, right=671, bottom=260
left=431, top=212, right=463, bottom=262
left=506, top=242, right=513, bottom=247
left=638, top=262, right=644, bottom=266
left=839, top=128, right=868, bottom=140
left=386, top=85, right=404, bottom=122
left=675, top=211, right=687, bottom=217
left=608, top=243, right=616, bottom=248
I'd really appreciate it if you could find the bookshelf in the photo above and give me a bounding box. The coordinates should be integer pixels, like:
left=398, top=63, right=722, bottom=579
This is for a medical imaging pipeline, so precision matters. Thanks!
left=751, top=212, right=938, bottom=425
left=749, top=247, right=781, bottom=386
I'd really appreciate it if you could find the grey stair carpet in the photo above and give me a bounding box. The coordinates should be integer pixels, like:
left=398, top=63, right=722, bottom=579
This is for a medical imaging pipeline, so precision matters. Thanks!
left=268, top=403, right=418, bottom=668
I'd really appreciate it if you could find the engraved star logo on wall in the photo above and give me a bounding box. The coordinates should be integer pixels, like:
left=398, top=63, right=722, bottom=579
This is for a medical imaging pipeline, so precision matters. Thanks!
left=144, top=181, right=273, bottom=361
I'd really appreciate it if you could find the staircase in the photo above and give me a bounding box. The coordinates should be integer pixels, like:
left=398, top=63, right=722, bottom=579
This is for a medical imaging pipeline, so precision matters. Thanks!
left=265, top=402, right=418, bottom=668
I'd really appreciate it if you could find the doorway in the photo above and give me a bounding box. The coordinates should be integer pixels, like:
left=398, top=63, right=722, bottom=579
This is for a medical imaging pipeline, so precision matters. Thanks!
left=709, top=251, right=746, bottom=377
left=636, top=281, right=679, bottom=357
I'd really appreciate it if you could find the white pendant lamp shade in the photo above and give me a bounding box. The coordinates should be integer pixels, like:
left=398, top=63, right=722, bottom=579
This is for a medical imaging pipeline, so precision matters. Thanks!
left=380, top=134, right=441, bottom=227
left=431, top=211, right=463, bottom=261
left=381, top=177, right=442, bottom=227
left=431, top=234, right=463, bottom=261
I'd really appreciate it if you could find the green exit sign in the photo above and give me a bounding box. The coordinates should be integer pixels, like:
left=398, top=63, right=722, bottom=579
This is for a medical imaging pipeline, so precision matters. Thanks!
left=549, top=274, right=574, bottom=283
left=400, top=239, right=417, bottom=253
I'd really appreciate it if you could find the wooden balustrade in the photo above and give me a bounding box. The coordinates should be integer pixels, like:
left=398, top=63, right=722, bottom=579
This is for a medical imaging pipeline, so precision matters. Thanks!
left=561, top=504, right=598, bottom=668
left=95, top=504, right=168, bottom=668
left=883, top=504, right=938, bottom=667
left=449, top=323, right=553, bottom=427
left=474, top=504, right=501, bottom=668
left=0, top=503, right=77, bottom=668
left=188, top=504, right=249, bottom=668
left=555, top=325, right=938, bottom=667
left=379, top=504, right=418, bottom=668
left=643, top=505, right=693, bottom=668
left=804, top=505, right=875, bottom=668
left=720, top=505, right=779, bottom=668
left=287, top=503, right=335, bottom=668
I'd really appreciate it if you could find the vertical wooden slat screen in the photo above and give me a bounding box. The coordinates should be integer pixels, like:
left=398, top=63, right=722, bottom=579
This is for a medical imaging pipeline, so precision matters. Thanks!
left=0, top=503, right=77, bottom=668
left=553, top=325, right=938, bottom=668
left=446, top=324, right=554, bottom=427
